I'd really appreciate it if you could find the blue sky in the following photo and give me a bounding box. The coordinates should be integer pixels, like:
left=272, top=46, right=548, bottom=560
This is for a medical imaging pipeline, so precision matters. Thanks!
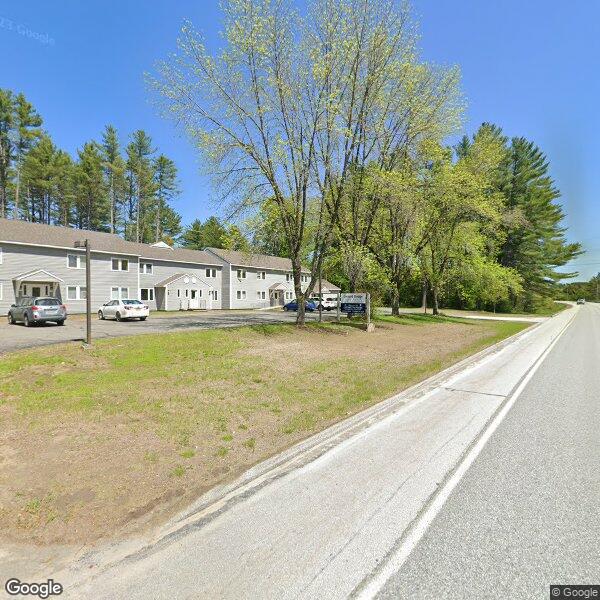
left=1, top=1, right=598, bottom=279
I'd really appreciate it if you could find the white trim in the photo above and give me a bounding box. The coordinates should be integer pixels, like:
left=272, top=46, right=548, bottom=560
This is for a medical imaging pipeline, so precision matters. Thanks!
left=155, top=273, right=213, bottom=289
left=139, top=262, right=153, bottom=274
left=0, top=246, right=2, bottom=264
left=13, top=268, right=65, bottom=283
left=66, top=253, right=83, bottom=269
left=111, top=257, right=130, bottom=272
left=66, top=285, right=86, bottom=301
left=110, top=286, right=129, bottom=301
left=0, top=282, right=2, bottom=300
left=140, top=288, right=155, bottom=302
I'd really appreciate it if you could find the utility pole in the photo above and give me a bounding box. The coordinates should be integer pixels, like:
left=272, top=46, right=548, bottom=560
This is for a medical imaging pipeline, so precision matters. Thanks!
left=74, top=239, right=92, bottom=346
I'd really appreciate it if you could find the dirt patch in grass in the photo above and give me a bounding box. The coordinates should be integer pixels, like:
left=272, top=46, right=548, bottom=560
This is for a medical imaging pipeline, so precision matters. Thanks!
left=0, top=317, right=528, bottom=547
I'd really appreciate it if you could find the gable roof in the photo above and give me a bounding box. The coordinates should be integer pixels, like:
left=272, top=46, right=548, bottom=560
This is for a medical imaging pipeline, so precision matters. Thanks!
left=154, top=273, right=213, bottom=288
left=0, top=218, right=221, bottom=266
left=205, top=247, right=310, bottom=272
left=318, top=279, right=341, bottom=292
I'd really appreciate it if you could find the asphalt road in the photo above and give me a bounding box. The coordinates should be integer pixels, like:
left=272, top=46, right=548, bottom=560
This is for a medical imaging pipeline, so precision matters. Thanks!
left=62, top=305, right=583, bottom=598
left=377, top=302, right=600, bottom=599
left=0, top=309, right=338, bottom=353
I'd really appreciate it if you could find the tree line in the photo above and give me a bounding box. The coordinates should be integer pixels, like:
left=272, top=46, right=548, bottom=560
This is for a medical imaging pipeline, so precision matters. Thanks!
left=558, top=273, right=600, bottom=302
left=151, top=0, right=581, bottom=321
left=0, top=89, right=182, bottom=243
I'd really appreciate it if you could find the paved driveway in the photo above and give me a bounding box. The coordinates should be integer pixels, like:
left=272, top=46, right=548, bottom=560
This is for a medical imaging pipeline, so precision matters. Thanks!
left=0, top=309, right=338, bottom=354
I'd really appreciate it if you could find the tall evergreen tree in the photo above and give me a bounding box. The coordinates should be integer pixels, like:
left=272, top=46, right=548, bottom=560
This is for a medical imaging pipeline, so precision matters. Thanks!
left=497, top=135, right=582, bottom=306
left=152, top=154, right=179, bottom=242
left=181, top=217, right=228, bottom=249
left=13, top=93, right=43, bottom=219
left=21, top=134, right=59, bottom=223
left=101, top=125, right=126, bottom=234
left=0, top=89, right=14, bottom=218
left=73, top=141, right=108, bottom=230
left=126, top=130, right=155, bottom=242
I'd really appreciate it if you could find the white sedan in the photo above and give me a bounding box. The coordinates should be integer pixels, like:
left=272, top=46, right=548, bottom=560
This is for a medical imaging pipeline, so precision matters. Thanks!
left=98, top=299, right=149, bottom=321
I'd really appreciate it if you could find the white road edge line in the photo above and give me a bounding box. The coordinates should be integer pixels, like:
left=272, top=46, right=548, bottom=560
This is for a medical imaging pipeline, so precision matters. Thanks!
left=355, top=309, right=576, bottom=600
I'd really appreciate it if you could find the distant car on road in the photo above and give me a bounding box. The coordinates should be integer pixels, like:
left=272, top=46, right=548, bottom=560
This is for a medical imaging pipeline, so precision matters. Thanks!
left=577, top=298, right=586, bottom=305
left=283, top=299, right=317, bottom=312
left=7, top=297, right=67, bottom=327
left=98, top=299, right=149, bottom=321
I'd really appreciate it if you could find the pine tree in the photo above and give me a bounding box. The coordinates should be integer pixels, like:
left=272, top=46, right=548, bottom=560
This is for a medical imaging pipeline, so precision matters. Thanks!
left=101, top=125, right=126, bottom=234
left=0, top=89, right=14, bottom=218
left=13, top=93, right=42, bottom=219
left=152, top=154, right=179, bottom=242
left=498, top=136, right=582, bottom=306
left=181, top=217, right=228, bottom=249
left=73, top=141, right=109, bottom=230
left=126, top=130, right=155, bottom=242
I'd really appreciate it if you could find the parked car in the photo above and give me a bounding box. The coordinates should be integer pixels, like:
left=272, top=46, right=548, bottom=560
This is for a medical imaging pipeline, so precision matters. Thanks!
left=7, top=296, right=67, bottom=326
left=310, top=294, right=338, bottom=311
left=98, top=299, right=149, bottom=321
left=283, top=299, right=317, bottom=312
left=577, top=298, right=586, bottom=305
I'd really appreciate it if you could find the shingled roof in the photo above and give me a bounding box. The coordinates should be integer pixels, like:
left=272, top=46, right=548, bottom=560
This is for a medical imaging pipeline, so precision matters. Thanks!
left=205, top=247, right=310, bottom=272
left=0, top=218, right=221, bottom=266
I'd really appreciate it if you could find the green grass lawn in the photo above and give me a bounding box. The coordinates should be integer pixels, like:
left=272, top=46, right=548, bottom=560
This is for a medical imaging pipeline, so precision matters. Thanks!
left=0, top=317, right=530, bottom=545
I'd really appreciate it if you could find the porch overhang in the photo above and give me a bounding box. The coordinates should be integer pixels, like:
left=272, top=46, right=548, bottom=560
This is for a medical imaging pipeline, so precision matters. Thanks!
left=13, top=269, right=64, bottom=283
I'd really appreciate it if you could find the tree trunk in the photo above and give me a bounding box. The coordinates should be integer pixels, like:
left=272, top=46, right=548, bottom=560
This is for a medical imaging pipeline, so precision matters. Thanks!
left=421, top=279, right=428, bottom=314
left=390, top=283, right=400, bottom=316
left=432, top=286, right=439, bottom=316
left=14, top=167, right=20, bottom=219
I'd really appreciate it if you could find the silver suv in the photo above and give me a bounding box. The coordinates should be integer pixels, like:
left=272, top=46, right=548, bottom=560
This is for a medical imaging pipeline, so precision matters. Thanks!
left=7, top=297, right=67, bottom=327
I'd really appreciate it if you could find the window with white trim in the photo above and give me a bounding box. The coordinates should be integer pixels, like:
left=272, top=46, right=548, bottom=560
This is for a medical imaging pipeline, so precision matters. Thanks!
left=205, top=268, right=217, bottom=278
left=0, top=282, right=3, bottom=300
left=256, top=291, right=266, bottom=300
left=236, top=290, right=247, bottom=300
left=67, top=285, right=86, bottom=300
left=257, top=271, right=266, bottom=280
left=0, top=246, right=3, bottom=264
left=236, top=268, right=247, bottom=279
left=301, top=274, right=308, bottom=283
left=111, top=258, right=129, bottom=271
left=67, top=254, right=82, bottom=269
left=286, top=273, right=291, bottom=282
left=140, top=288, right=155, bottom=301
left=286, top=291, right=293, bottom=299
left=111, top=286, right=129, bottom=300
left=139, top=262, right=153, bottom=274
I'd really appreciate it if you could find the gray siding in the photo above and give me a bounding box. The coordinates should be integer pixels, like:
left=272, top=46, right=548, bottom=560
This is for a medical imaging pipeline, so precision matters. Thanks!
left=0, top=243, right=137, bottom=314
left=138, top=258, right=222, bottom=310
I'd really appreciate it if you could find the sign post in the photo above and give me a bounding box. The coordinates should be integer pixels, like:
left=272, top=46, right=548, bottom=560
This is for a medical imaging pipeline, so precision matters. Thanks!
left=340, top=292, right=373, bottom=331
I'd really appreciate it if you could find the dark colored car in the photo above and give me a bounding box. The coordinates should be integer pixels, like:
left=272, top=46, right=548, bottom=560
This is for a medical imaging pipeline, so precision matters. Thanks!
left=283, top=299, right=317, bottom=312
left=7, top=296, right=67, bottom=326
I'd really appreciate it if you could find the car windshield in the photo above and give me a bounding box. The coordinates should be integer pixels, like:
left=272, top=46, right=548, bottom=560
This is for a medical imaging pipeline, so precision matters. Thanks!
left=123, top=299, right=142, bottom=304
left=36, top=298, right=60, bottom=306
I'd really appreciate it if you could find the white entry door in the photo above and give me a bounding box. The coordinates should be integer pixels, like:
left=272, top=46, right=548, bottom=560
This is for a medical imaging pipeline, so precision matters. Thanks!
left=189, top=289, right=199, bottom=309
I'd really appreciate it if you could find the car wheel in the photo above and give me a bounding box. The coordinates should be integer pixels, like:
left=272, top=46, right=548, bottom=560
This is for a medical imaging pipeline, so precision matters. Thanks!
left=116, top=312, right=122, bottom=322
left=23, top=314, right=31, bottom=327
left=98, top=310, right=105, bottom=320
left=139, top=316, right=147, bottom=321
left=56, top=320, right=65, bottom=326
left=7, top=313, right=14, bottom=325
